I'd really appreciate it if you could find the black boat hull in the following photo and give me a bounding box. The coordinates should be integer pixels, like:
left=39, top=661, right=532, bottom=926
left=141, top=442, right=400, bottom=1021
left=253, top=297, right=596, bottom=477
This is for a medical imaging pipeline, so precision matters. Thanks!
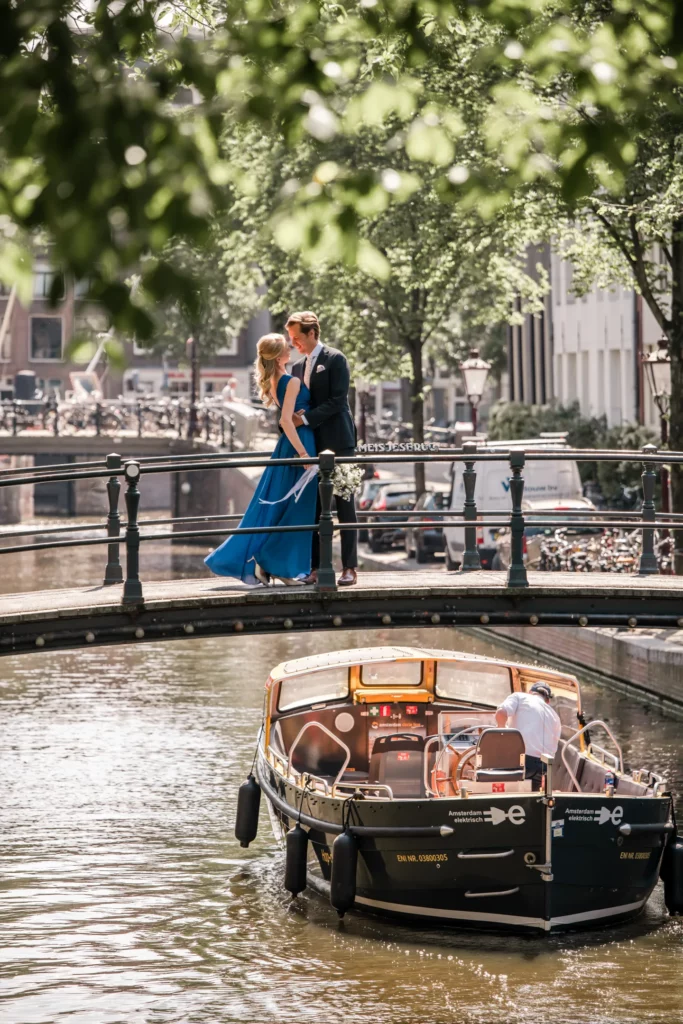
left=258, top=753, right=671, bottom=932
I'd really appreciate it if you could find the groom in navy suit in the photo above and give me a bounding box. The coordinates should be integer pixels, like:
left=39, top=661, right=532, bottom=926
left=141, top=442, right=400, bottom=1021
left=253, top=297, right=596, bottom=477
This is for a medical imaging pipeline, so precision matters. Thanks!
left=286, top=310, right=358, bottom=586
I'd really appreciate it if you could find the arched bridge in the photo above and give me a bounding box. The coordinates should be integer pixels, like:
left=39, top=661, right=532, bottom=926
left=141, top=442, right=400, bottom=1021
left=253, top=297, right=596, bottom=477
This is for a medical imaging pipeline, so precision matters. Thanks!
left=1, top=444, right=682, bottom=657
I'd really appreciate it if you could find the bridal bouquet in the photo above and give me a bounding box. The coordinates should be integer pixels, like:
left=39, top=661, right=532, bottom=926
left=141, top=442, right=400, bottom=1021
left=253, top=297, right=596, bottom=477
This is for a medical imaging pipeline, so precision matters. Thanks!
left=332, top=464, right=365, bottom=500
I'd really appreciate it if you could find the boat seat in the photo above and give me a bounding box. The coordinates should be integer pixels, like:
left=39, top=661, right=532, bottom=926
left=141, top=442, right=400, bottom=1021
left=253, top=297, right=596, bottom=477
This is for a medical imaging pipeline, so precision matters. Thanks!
left=474, top=728, right=525, bottom=784
left=615, top=776, right=651, bottom=796
left=368, top=733, right=426, bottom=798
left=580, top=756, right=614, bottom=793
left=553, top=741, right=584, bottom=792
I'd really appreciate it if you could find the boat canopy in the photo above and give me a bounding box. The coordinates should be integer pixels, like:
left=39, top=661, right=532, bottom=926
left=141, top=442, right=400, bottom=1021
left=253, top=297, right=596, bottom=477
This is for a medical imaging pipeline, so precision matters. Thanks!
left=267, top=647, right=581, bottom=717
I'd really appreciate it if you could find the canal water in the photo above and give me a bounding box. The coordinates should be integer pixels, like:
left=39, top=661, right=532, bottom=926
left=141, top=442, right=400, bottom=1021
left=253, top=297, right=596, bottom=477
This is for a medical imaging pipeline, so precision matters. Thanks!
left=1, top=545, right=683, bottom=1023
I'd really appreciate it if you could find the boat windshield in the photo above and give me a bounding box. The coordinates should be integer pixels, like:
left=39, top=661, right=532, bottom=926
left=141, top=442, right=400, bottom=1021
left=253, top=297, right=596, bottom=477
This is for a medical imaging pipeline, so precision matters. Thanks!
left=360, top=661, right=423, bottom=686
left=279, top=668, right=349, bottom=711
left=435, top=661, right=511, bottom=706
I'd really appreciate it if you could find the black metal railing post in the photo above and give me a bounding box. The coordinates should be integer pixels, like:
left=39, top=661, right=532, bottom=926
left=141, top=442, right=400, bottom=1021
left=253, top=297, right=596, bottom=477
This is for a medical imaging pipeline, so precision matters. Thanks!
left=103, top=453, right=123, bottom=585
left=95, top=401, right=102, bottom=437
left=11, top=400, right=17, bottom=436
left=220, top=413, right=226, bottom=448
left=136, top=402, right=143, bottom=439
left=460, top=442, right=481, bottom=571
left=53, top=397, right=59, bottom=436
left=122, top=461, right=143, bottom=604
left=639, top=443, right=659, bottom=575
left=317, top=450, right=337, bottom=591
left=204, top=407, right=211, bottom=442
left=229, top=416, right=235, bottom=452
left=507, top=450, right=528, bottom=588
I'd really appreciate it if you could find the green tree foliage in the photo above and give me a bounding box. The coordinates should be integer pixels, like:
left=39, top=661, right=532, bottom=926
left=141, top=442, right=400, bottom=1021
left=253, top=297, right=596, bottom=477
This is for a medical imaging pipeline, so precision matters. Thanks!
left=214, top=87, right=545, bottom=494
left=142, top=234, right=263, bottom=361
left=2, top=1, right=683, bottom=334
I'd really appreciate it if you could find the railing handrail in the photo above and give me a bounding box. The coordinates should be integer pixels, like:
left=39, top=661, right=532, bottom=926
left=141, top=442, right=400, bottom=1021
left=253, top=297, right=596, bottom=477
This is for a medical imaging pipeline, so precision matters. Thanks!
left=0, top=442, right=673, bottom=601
left=561, top=720, right=624, bottom=791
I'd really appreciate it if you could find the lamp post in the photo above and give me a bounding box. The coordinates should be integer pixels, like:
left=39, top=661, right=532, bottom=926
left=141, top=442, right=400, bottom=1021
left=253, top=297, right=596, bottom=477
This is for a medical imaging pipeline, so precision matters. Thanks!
left=459, top=348, right=491, bottom=435
left=186, top=333, right=199, bottom=440
left=356, top=379, right=371, bottom=443
left=642, top=336, right=671, bottom=520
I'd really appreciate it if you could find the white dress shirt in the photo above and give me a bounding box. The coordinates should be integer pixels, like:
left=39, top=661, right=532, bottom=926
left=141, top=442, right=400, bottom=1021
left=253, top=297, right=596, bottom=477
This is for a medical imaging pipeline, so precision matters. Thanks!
left=497, top=691, right=562, bottom=759
left=301, top=342, right=323, bottom=425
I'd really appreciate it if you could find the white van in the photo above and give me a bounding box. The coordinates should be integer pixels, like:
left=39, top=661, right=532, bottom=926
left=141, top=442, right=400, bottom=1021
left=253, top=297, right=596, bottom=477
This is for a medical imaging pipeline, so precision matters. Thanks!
left=444, top=438, right=584, bottom=570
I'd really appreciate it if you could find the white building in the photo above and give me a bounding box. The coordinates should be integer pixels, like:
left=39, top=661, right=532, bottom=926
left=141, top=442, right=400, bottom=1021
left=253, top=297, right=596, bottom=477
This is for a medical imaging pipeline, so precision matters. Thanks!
left=511, top=245, right=665, bottom=434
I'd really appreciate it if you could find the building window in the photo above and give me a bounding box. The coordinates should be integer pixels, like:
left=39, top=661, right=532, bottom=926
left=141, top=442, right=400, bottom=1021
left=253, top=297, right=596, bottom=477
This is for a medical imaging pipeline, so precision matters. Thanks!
left=553, top=257, right=563, bottom=305
left=30, top=317, right=63, bottom=361
left=216, top=341, right=238, bottom=356
left=33, top=265, right=65, bottom=301
left=566, top=352, right=577, bottom=402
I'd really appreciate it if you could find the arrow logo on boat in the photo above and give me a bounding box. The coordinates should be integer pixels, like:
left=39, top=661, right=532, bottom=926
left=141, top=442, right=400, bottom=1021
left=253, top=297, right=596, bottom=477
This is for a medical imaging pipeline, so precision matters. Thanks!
left=484, top=805, right=526, bottom=826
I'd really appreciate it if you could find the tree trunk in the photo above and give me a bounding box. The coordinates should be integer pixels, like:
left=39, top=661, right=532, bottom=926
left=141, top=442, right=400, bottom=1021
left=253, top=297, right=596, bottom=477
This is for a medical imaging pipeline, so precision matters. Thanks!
left=669, top=217, right=683, bottom=573
left=409, top=339, right=426, bottom=497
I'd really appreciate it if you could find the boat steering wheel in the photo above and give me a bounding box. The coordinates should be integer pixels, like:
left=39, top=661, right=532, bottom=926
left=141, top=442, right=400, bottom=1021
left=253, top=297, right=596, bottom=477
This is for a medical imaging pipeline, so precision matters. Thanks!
left=452, top=746, right=478, bottom=791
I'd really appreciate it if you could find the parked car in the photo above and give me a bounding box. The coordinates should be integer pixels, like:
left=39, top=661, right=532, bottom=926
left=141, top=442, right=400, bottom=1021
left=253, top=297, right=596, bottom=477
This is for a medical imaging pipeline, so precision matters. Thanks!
left=358, top=474, right=403, bottom=543
left=492, top=497, right=600, bottom=570
left=404, top=488, right=449, bottom=563
left=444, top=437, right=584, bottom=571
left=366, top=484, right=417, bottom=552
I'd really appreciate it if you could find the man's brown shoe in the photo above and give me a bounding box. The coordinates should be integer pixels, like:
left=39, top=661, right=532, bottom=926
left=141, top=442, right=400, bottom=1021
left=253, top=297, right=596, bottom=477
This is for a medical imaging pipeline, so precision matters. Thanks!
left=338, top=568, right=357, bottom=587
left=301, top=570, right=318, bottom=585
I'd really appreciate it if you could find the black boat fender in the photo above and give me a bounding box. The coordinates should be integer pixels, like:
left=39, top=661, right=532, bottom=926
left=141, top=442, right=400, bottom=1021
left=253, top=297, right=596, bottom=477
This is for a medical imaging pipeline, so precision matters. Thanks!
left=235, top=774, right=261, bottom=848
left=661, top=835, right=683, bottom=915
left=285, top=823, right=309, bottom=897
left=331, top=831, right=358, bottom=918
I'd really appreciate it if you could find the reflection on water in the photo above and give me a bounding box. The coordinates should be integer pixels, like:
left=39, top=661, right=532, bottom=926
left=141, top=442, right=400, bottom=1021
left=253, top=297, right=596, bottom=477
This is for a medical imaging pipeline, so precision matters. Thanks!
left=1, top=548, right=683, bottom=1023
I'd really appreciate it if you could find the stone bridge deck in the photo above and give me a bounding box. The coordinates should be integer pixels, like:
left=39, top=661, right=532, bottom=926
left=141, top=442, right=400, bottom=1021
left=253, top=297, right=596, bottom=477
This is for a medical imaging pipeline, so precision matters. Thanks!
left=1, top=570, right=683, bottom=656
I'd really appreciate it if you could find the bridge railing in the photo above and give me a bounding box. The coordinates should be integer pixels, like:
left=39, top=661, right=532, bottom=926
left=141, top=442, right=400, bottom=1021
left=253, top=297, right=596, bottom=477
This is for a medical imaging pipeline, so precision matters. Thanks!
left=0, top=396, right=256, bottom=447
left=0, top=443, right=679, bottom=602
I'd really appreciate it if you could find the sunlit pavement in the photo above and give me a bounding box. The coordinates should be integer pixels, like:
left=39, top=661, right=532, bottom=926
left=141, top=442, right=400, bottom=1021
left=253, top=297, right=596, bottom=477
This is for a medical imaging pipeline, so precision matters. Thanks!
left=358, top=544, right=447, bottom=573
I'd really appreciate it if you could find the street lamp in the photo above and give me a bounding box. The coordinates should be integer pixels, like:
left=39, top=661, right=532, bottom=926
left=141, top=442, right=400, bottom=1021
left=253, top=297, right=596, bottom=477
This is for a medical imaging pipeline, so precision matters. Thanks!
left=642, top=335, right=671, bottom=517
left=459, top=348, right=491, bottom=435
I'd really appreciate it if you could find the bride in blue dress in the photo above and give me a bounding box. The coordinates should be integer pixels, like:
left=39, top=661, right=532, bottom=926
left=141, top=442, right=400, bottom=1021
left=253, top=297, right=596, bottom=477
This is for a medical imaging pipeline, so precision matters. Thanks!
left=205, top=333, right=317, bottom=586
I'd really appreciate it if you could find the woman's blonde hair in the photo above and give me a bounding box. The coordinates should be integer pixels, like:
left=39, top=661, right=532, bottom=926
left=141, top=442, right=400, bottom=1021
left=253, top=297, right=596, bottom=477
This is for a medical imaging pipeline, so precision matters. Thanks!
left=254, top=333, right=289, bottom=406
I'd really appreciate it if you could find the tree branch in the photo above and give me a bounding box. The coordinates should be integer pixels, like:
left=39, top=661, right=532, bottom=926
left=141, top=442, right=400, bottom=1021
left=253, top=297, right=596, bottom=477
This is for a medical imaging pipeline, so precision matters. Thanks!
left=589, top=203, right=669, bottom=332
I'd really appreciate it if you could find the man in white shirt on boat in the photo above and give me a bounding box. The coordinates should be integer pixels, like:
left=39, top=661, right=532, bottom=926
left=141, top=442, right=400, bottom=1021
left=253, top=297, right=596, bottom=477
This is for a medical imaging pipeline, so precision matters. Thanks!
left=495, top=683, right=562, bottom=790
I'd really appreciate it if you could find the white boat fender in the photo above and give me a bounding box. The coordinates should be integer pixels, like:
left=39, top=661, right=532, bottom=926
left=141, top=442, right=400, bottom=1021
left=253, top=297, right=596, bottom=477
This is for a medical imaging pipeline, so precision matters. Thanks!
left=285, top=823, right=309, bottom=896
left=331, top=831, right=358, bottom=918
left=235, top=774, right=261, bottom=848
left=661, top=835, right=683, bottom=915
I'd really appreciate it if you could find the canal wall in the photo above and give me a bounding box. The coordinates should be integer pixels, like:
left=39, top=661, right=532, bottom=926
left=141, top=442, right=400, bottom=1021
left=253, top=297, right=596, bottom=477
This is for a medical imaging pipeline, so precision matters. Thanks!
left=173, top=464, right=261, bottom=535
left=472, top=624, right=683, bottom=718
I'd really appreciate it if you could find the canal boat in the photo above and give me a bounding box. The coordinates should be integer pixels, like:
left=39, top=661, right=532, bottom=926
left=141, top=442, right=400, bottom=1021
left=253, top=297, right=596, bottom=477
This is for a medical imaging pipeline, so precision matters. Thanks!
left=236, top=646, right=682, bottom=932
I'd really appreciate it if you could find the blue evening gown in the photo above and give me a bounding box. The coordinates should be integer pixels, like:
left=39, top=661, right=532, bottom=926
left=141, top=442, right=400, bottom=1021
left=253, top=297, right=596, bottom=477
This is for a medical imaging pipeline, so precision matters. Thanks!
left=204, top=374, right=317, bottom=584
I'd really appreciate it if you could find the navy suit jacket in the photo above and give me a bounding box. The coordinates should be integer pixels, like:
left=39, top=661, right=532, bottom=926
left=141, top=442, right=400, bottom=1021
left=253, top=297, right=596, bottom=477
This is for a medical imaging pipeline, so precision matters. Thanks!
left=292, top=345, right=356, bottom=453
